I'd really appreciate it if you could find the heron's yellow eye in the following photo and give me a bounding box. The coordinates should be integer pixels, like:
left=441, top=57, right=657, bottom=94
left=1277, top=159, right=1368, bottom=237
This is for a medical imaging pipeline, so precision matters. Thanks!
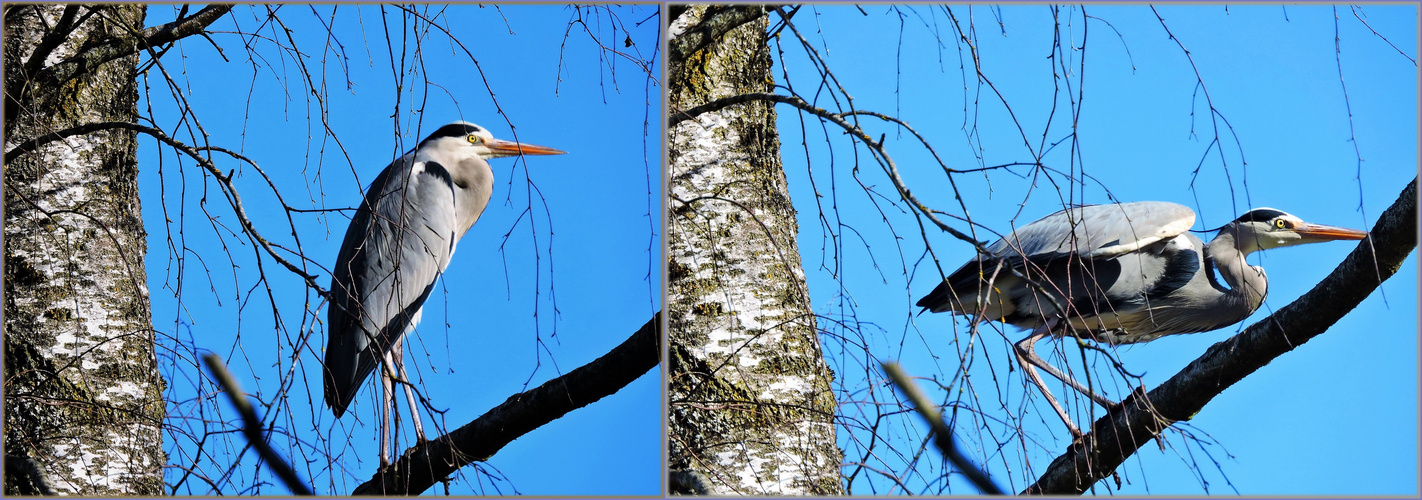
left=467, top=134, right=482, bottom=144
left=1274, top=219, right=1287, bottom=229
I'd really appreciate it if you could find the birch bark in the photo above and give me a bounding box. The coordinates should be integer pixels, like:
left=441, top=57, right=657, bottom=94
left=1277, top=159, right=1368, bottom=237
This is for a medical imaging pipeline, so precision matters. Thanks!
left=667, top=6, right=844, bottom=495
left=3, top=5, right=165, bottom=495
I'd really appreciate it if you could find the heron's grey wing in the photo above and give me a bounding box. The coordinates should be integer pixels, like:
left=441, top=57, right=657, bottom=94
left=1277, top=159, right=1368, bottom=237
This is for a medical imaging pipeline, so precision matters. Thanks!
left=1057, top=231, right=1204, bottom=339
left=1094, top=231, right=1253, bottom=342
left=917, top=202, right=1196, bottom=316
left=994, top=201, right=1196, bottom=259
left=325, top=157, right=459, bottom=417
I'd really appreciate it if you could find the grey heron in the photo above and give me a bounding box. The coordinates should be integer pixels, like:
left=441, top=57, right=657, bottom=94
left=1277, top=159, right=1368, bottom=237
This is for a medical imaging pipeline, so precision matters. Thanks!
left=916, top=201, right=1367, bottom=438
left=324, top=121, right=564, bottom=464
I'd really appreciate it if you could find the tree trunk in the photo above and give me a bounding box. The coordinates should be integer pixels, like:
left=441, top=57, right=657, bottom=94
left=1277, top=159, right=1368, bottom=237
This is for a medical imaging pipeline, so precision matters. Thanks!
left=3, top=5, right=165, bottom=495
left=666, top=6, right=844, bottom=495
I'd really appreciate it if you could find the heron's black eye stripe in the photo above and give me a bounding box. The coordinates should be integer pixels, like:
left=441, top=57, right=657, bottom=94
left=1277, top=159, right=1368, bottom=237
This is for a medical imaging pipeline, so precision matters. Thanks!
left=1233, top=208, right=1288, bottom=224
left=418, top=123, right=484, bottom=147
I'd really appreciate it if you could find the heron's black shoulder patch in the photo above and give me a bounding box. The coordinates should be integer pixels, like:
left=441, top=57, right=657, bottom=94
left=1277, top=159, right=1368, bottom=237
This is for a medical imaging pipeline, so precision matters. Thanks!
left=1232, top=208, right=1288, bottom=224
left=418, top=122, right=484, bottom=148
left=1145, top=246, right=1200, bottom=300
left=419, top=160, right=454, bottom=190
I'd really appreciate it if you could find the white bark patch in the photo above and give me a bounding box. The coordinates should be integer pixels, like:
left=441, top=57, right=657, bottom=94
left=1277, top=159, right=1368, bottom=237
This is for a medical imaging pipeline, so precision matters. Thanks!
left=671, top=104, right=841, bottom=493
left=49, top=430, right=155, bottom=492
left=100, top=381, right=145, bottom=402
left=18, top=138, right=145, bottom=374
left=672, top=111, right=773, bottom=363
left=761, top=374, right=813, bottom=400
left=710, top=419, right=839, bottom=495
left=6, top=128, right=161, bottom=493
left=668, top=10, right=695, bottom=38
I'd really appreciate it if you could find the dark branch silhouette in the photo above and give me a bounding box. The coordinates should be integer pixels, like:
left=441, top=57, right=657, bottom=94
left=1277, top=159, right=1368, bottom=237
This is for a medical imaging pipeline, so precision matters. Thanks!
left=881, top=362, right=1003, bottom=495
left=353, top=312, right=661, bottom=495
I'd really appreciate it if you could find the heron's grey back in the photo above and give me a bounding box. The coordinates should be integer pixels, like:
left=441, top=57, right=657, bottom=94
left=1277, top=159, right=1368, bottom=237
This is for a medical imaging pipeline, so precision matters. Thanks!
left=325, top=157, right=458, bottom=417
left=918, top=201, right=1198, bottom=323
left=987, top=201, right=1195, bottom=259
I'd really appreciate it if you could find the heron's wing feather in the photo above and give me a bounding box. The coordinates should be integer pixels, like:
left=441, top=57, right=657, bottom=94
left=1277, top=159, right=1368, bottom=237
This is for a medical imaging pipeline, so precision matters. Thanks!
left=919, top=202, right=1196, bottom=316
left=994, top=201, right=1196, bottom=259
left=325, top=156, right=459, bottom=416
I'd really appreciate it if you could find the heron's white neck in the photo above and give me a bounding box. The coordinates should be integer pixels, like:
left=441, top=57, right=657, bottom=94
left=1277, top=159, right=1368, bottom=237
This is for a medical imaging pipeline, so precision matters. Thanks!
left=1205, top=230, right=1268, bottom=317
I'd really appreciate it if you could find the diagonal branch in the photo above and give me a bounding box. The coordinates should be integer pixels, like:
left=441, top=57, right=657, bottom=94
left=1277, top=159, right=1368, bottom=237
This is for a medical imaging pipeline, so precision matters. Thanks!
left=351, top=312, right=662, bottom=495
left=1026, top=177, right=1418, bottom=495
left=881, top=362, right=1003, bottom=495
left=35, top=5, right=232, bottom=87
left=202, top=353, right=314, bottom=496
left=21, top=5, right=81, bottom=78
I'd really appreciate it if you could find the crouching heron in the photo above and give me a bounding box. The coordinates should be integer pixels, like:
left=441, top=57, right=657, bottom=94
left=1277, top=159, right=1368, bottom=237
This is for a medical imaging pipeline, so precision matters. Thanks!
left=325, top=121, right=564, bottom=465
left=916, top=201, right=1367, bottom=438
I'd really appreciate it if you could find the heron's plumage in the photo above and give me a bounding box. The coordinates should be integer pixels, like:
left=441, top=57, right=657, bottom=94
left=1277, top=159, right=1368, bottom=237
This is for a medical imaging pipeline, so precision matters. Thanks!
left=917, top=201, right=1362, bottom=345
left=918, top=202, right=1200, bottom=334
left=325, top=151, right=468, bottom=417
left=324, top=121, right=554, bottom=419
left=916, top=200, right=1366, bottom=437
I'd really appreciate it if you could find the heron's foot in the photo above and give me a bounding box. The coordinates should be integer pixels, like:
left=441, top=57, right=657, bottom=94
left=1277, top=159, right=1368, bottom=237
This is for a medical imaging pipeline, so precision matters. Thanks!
left=377, top=460, right=404, bottom=476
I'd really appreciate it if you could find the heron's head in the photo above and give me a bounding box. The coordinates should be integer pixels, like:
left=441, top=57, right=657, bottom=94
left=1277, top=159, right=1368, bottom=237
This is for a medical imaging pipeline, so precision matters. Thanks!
left=417, top=121, right=566, bottom=160
left=1222, top=207, right=1368, bottom=255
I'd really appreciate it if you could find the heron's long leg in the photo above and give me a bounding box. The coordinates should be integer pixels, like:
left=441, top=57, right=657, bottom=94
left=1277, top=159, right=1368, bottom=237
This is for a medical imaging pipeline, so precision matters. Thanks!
left=391, top=341, right=428, bottom=443
left=379, top=353, right=394, bottom=467
left=1017, top=332, right=1117, bottom=409
left=1014, top=324, right=1084, bottom=438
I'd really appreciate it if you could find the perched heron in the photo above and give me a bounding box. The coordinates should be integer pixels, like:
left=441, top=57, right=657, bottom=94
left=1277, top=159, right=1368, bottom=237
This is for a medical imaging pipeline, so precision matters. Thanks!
left=916, top=201, right=1367, bottom=437
left=325, top=121, right=564, bottom=464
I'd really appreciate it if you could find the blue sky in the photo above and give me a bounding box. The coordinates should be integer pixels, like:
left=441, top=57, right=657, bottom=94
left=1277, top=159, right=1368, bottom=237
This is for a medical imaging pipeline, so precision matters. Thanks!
left=772, top=4, right=1418, bottom=495
left=137, top=5, right=660, bottom=495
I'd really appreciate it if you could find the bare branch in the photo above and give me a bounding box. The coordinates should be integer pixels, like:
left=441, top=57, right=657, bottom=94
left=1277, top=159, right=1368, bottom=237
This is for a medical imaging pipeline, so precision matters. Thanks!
left=352, top=313, right=661, bottom=495
left=21, top=5, right=81, bottom=77
left=4, top=120, right=329, bottom=297
left=201, top=353, right=314, bottom=496
left=881, top=362, right=1003, bottom=495
left=34, top=5, right=232, bottom=88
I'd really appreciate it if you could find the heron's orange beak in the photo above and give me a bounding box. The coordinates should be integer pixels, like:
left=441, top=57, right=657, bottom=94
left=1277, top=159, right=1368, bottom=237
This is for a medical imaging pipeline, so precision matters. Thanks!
left=485, top=138, right=566, bottom=156
left=1293, top=221, right=1368, bottom=241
